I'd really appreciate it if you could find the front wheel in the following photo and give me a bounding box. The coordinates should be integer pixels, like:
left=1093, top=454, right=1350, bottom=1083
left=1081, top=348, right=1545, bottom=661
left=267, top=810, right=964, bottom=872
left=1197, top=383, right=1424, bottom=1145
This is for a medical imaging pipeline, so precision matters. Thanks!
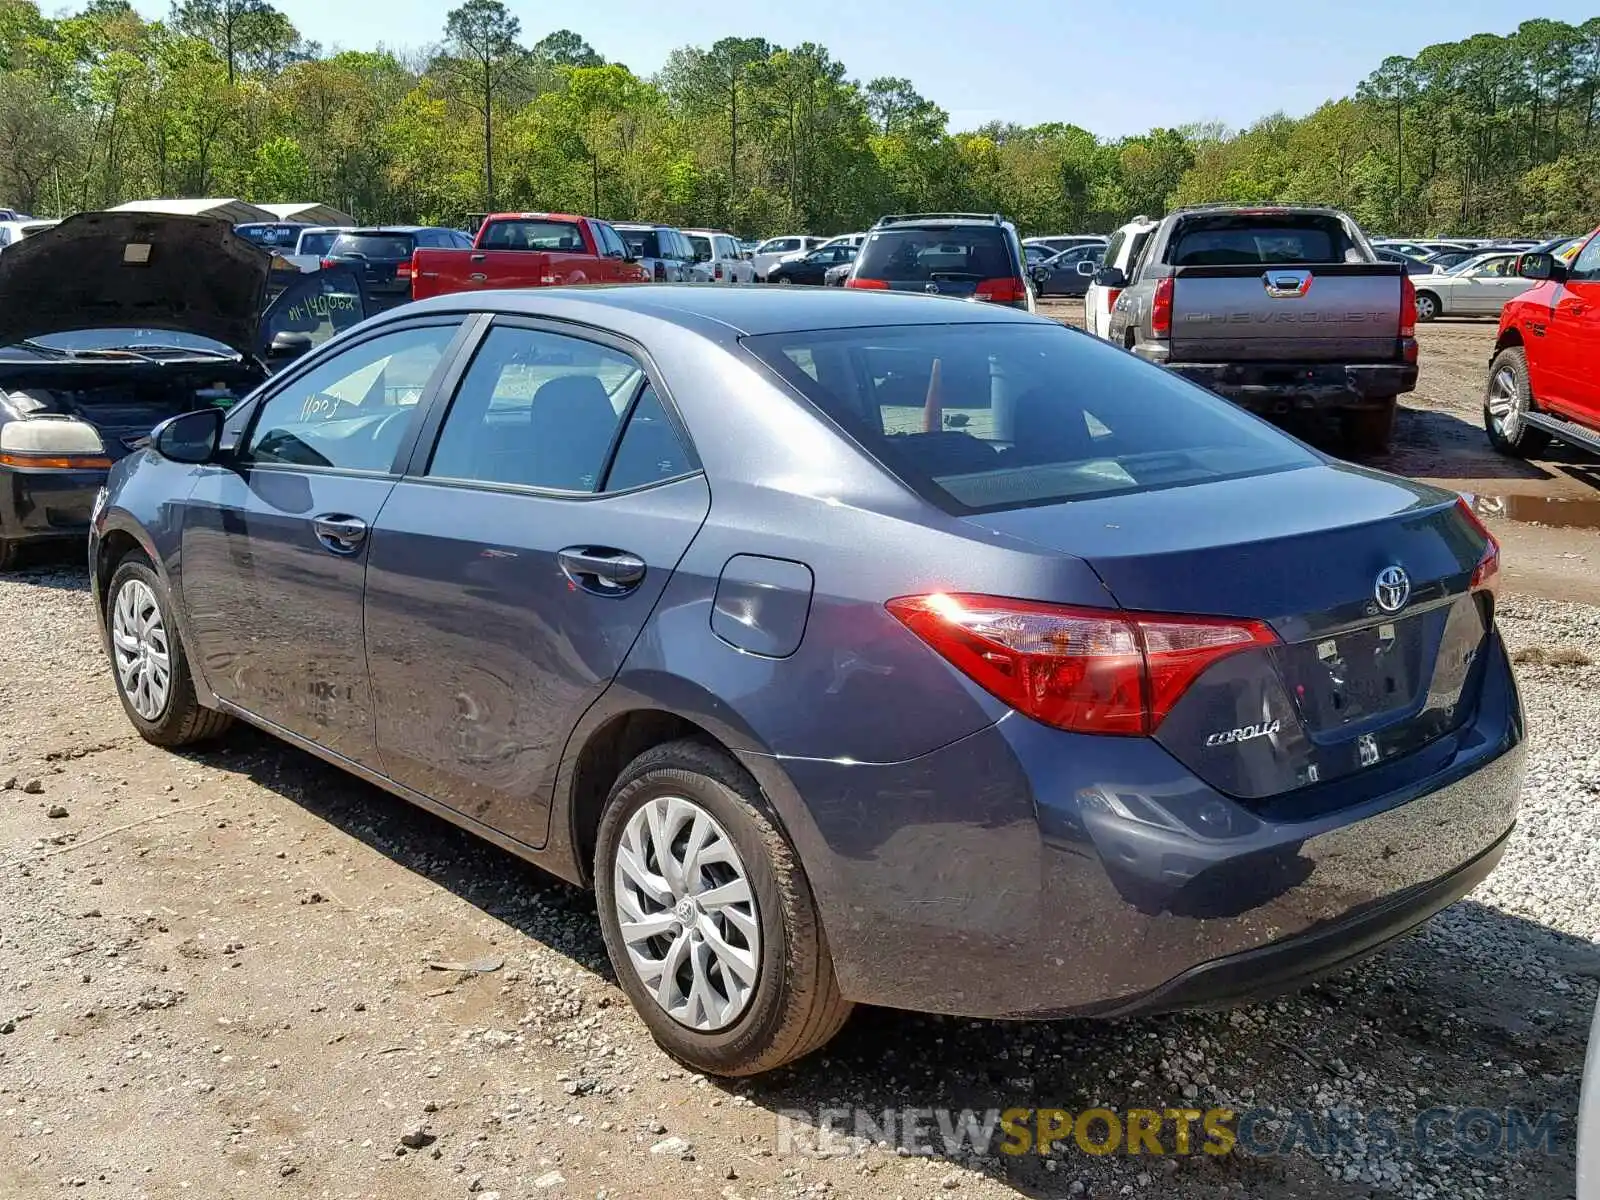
left=1414, top=291, right=1440, bottom=322
left=775, top=275, right=794, bottom=286
left=1483, top=346, right=1552, bottom=457
left=594, top=740, right=852, bottom=1076
left=105, top=554, right=233, bottom=746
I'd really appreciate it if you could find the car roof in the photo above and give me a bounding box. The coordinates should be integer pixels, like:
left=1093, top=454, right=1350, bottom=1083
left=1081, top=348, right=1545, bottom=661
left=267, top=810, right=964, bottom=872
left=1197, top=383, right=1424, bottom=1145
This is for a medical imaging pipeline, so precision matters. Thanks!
left=398, top=282, right=1043, bottom=340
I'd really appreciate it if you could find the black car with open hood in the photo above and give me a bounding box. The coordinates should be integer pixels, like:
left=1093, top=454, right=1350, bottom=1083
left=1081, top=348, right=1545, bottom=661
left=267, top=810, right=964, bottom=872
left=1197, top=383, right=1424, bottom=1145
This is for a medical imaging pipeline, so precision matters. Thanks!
left=0, top=211, right=368, bottom=570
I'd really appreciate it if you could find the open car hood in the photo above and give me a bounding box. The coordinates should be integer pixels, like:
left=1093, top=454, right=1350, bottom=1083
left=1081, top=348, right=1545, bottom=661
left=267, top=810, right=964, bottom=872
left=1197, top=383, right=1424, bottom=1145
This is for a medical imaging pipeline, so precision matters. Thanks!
left=0, top=211, right=271, bottom=356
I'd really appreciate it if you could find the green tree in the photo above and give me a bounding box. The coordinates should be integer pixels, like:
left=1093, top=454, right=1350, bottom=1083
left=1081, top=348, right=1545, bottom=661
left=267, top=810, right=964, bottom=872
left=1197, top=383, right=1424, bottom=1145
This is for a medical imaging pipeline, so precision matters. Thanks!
left=437, top=0, right=524, bottom=211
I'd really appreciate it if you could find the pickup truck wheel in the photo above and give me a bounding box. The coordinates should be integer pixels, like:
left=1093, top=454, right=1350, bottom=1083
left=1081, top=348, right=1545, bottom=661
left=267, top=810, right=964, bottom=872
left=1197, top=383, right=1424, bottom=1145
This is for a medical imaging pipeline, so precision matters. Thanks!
left=1483, top=347, right=1552, bottom=457
left=1414, top=291, right=1440, bottom=322
left=1341, top=401, right=1397, bottom=457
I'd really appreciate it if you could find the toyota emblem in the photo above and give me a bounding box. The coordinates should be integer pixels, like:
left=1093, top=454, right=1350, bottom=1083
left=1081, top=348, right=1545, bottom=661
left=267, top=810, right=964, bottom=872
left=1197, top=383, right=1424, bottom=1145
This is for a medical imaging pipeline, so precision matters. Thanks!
left=1373, top=565, right=1411, bottom=614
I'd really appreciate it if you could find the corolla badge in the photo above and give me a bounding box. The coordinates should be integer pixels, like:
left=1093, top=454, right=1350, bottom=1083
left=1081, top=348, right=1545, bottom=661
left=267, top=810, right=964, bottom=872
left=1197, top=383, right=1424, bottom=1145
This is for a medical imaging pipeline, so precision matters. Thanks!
left=1373, top=565, right=1411, bottom=614
left=1205, top=719, right=1280, bottom=748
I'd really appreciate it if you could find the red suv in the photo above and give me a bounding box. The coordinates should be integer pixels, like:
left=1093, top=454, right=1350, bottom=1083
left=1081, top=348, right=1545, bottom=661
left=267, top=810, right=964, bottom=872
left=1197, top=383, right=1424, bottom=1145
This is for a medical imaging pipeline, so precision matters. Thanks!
left=1484, top=226, right=1600, bottom=457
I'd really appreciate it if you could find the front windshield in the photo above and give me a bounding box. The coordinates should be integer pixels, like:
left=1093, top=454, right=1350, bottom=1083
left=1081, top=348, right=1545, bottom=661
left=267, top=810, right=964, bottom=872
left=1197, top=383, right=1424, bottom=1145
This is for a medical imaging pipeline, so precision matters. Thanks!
left=24, top=329, right=236, bottom=355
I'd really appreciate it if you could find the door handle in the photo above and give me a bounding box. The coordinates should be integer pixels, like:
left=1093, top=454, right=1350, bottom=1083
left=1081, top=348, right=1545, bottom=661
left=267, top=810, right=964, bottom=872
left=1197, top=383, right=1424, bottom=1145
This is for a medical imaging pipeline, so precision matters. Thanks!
left=312, top=514, right=368, bottom=554
left=558, top=547, right=646, bottom=594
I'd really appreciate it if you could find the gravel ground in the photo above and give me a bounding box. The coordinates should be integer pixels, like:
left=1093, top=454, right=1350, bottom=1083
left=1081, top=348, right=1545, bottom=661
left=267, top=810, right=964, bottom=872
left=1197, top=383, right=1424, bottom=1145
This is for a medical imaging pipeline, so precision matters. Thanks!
left=3, top=321, right=1599, bottom=1200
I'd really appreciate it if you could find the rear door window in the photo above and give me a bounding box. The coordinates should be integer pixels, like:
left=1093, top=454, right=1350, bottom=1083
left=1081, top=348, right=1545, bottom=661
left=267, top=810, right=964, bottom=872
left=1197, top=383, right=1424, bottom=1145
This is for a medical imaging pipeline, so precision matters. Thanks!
left=743, top=323, right=1314, bottom=514
left=855, top=226, right=1013, bottom=283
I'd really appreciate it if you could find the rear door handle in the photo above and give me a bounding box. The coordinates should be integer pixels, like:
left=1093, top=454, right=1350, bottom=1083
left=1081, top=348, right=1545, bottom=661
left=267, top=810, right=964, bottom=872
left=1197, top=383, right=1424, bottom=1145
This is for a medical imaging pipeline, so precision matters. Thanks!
left=558, top=547, right=646, bottom=595
left=312, top=514, right=368, bottom=554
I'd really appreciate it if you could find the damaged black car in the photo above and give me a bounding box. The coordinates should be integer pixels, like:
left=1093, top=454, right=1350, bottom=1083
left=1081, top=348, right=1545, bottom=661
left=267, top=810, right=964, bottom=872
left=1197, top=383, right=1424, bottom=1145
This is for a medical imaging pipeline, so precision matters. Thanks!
left=0, top=211, right=367, bottom=569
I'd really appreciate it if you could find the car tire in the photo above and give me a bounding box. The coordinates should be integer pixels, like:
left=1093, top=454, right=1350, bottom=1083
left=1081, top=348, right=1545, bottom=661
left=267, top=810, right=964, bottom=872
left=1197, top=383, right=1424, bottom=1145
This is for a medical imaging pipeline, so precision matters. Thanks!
left=1415, top=291, right=1440, bottom=322
left=105, top=554, right=233, bottom=747
left=1483, top=346, right=1552, bottom=458
left=0, top=537, right=21, bottom=572
left=1340, top=401, right=1398, bottom=457
left=775, top=275, right=793, bottom=286
left=594, top=739, right=852, bottom=1077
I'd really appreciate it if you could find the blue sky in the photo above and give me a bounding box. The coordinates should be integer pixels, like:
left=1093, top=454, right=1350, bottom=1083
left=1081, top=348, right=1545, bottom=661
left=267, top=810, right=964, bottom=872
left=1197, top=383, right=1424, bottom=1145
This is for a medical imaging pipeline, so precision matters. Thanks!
left=127, top=0, right=1596, bottom=138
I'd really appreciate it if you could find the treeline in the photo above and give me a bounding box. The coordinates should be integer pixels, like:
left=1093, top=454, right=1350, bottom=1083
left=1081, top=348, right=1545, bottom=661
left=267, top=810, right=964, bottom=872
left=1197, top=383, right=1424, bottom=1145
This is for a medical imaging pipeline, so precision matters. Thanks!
left=0, top=0, right=1597, bottom=237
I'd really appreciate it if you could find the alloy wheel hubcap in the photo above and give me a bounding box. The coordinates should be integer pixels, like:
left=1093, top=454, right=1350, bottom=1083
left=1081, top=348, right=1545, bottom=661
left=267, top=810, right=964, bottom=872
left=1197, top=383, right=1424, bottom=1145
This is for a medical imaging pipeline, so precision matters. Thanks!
left=613, top=795, right=761, bottom=1031
left=1487, top=367, right=1522, bottom=433
left=112, top=579, right=171, bottom=720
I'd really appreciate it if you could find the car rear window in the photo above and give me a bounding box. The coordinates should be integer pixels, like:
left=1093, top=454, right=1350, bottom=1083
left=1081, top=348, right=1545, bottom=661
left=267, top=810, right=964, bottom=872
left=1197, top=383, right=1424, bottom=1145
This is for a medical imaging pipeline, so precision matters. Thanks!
left=687, top=234, right=713, bottom=262
left=330, top=233, right=416, bottom=259
left=855, top=226, right=1014, bottom=283
left=479, top=219, right=587, bottom=251
left=743, top=323, right=1314, bottom=514
left=296, top=231, right=338, bottom=257
left=1167, top=215, right=1356, bottom=266
left=619, top=229, right=662, bottom=258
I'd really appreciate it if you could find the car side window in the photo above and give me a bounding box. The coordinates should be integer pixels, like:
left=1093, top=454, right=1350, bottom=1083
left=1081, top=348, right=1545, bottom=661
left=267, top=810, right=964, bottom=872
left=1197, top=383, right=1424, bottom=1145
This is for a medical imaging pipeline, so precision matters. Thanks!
left=426, top=325, right=641, bottom=492
left=603, top=386, right=692, bottom=490
left=1567, top=235, right=1600, bottom=281
left=595, top=223, right=624, bottom=258
left=244, top=324, right=459, bottom=472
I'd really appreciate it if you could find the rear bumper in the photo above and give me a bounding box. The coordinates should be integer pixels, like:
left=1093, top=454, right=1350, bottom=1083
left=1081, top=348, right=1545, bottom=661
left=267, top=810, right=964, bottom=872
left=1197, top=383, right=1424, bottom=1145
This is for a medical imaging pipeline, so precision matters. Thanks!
left=0, top=464, right=107, bottom=546
left=744, top=630, right=1523, bottom=1019
left=1140, top=356, right=1418, bottom=411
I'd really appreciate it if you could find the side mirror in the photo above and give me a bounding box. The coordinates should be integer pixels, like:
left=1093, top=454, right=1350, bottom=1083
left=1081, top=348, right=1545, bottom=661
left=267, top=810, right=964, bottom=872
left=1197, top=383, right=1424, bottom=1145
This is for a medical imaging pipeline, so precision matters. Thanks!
left=152, top=408, right=223, bottom=465
left=1518, top=252, right=1563, bottom=282
left=1078, top=260, right=1100, bottom=278
left=267, top=330, right=314, bottom=369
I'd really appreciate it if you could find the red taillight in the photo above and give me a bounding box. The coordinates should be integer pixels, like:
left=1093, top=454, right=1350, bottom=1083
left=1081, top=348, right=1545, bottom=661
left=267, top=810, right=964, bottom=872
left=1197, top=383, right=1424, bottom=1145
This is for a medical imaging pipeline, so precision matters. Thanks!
left=397, top=257, right=413, bottom=280
left=1400, top=273, right=1417, bottom=338
left=886, top=594, right=1278, bottom=737
left=975, top=277, right=1025, bottom=304
left=1151, top=276, right=1174, bottom=337
left=653, top=261, right=666, bottom=282
left=845, top=278, right=889, bottom=290
left=1105, top=288, right=1122, bottom=312
left=319, top=257, right=336, bottom=269
left=714, top=263, right=724, bottom=280
left=1456, top=497, right=1500, bottom=595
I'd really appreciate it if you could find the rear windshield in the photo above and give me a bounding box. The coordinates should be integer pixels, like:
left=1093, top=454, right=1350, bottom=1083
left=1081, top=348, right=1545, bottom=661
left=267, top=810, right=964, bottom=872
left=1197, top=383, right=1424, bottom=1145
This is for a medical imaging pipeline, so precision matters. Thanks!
left=1167, top=215, right=1357, bottom=266
left=479, top=219, right=586, bottom=251
left=296, top=231, right=339, bottom=257
left=329, top=233, right=416, bottom=259
left=619, top=229, right=662, bottom=258
left=855, top=227, right=1013, bottom=282
left=743, top=323, right=1314, bottom=513
left=687, top=234, right=713, bottom=262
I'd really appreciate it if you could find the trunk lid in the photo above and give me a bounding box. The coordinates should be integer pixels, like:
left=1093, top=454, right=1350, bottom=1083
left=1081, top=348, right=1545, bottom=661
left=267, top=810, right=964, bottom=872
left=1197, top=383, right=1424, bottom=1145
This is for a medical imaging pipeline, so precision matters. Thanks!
left=964, top=463, right=1492, bottom=799
left=1169, top=263, right=1405, bottom=362
left=0, top=212, right=270, bottom=356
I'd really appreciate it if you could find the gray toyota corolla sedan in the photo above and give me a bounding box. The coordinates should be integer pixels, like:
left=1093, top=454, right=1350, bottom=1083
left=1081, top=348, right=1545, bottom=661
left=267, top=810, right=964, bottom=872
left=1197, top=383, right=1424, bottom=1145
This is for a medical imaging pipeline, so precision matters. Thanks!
left=89, top=284, right=1524, bottom=1076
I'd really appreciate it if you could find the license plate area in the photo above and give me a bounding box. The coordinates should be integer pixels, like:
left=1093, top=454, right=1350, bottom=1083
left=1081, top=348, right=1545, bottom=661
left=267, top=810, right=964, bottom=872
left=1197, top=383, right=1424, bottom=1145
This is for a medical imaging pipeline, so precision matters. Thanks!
left=1281, top=618, right=1422, bottom=731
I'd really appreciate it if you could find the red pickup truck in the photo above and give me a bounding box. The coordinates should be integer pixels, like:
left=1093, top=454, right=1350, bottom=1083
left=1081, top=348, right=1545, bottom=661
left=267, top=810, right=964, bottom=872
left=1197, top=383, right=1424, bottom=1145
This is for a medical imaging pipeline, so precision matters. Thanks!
left=1485, top=226, right=1600, bottom=458
left=410, top=213, right=649, bottom=301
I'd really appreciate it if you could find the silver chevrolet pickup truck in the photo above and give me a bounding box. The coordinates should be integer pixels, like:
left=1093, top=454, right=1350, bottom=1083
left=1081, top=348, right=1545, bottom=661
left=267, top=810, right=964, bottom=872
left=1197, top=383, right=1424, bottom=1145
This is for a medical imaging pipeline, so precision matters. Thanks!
left=1098, top=205, right=1419, bottom=455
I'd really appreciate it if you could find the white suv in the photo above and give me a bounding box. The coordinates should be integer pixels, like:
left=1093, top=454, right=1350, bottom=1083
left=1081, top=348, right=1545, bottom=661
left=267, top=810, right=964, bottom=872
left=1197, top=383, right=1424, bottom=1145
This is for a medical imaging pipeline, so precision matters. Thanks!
left=684, top=229, right=755, bottom=284
left=1084, top=216, right=1159, bottom=339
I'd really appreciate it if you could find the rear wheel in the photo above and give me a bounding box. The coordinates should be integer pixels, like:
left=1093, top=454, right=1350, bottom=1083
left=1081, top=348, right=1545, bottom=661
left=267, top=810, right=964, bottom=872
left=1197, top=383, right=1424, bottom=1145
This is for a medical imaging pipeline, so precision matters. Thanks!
left=105, top=554, right=233, bottom=747
left=775, top=275, right=793, bottom=286
left=594, top=740, right=851, bottom=1076
left=1484, top=346, right=1551, bottom=457
left=1340, top=400, right=1398, bottom=457
left=1414, top=291, right=1440, bottom=322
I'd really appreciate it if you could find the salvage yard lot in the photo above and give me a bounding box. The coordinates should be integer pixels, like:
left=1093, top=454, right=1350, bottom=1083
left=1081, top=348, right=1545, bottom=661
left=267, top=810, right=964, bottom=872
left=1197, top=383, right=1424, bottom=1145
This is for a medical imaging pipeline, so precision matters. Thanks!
left=3, top=318, right=1599, bottom=1200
